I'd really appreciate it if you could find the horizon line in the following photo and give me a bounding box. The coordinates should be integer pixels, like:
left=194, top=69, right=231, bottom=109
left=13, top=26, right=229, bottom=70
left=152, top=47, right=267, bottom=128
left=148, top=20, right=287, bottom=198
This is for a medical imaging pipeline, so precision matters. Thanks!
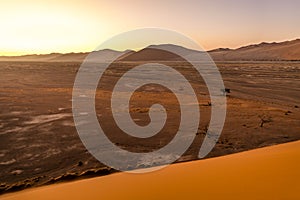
left=1, top=37, right=299, bottom=57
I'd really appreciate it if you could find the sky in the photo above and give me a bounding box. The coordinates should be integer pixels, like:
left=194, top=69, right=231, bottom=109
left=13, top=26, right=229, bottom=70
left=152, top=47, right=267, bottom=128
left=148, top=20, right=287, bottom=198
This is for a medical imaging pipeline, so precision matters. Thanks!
left=1, top=0, right=300, bottom=56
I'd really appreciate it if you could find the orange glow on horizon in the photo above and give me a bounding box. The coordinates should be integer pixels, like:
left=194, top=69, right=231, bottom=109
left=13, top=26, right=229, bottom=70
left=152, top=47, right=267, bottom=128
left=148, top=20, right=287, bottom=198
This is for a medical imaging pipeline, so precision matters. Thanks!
left=1, top=0, right=299, bottom=56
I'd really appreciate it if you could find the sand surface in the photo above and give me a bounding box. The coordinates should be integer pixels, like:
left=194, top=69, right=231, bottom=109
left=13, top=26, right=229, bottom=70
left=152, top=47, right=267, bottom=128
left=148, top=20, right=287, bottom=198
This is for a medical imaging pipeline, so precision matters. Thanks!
left=1, top=141, right=299, bottom=200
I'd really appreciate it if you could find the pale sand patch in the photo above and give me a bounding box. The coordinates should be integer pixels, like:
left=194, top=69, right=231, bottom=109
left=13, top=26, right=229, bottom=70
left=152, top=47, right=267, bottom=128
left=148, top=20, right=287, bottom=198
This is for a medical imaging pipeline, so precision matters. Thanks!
left=1, top=141, right=299, bottom=200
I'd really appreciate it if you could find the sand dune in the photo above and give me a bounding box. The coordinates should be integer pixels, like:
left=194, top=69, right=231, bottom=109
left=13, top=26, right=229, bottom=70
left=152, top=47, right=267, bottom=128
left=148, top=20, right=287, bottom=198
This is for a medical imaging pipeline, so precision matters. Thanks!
left=0, top=49, right=128, bottom=62
left=1, top=141, right=299, bottom=200
left=119, top=44, right=203, bottom=61
left=121, top=39, right=300, bottom=61
left=0, top=39, right=299, bottom=62
left=210, top=39, right=300, bottom=61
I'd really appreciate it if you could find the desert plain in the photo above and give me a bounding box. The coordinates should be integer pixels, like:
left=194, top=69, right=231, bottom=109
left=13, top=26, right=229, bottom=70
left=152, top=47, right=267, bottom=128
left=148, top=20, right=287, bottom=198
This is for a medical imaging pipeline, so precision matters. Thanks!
left=0, top=59, right=299, bottom=195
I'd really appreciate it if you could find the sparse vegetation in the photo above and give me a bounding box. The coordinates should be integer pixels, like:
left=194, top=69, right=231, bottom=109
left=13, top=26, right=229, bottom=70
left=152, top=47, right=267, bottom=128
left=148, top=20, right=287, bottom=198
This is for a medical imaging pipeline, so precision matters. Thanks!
left=221, top=88, right=231, bottom=96
left=259, top=115, right=272, bottom=127
left=285, top=110, right=292, bottom=115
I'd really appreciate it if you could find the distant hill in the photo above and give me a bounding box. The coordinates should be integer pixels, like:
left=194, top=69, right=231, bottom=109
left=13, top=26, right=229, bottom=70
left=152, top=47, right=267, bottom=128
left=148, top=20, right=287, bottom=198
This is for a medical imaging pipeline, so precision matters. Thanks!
left=118, top=44, right=206, bottom=62
left=209, top=39, right=300, bottom=61
left=119, top=39, right=300, bottom=61
left=0, top=39, right=299, bottom=62
left=0, top=49, right=133, bottom=62
left=0, top=52, right=87, bottom=62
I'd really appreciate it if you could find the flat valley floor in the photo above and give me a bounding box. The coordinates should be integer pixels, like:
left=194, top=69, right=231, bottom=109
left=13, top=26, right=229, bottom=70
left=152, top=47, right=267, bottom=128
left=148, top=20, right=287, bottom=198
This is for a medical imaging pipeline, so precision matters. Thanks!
left=0, top=61, right=299, bottom=194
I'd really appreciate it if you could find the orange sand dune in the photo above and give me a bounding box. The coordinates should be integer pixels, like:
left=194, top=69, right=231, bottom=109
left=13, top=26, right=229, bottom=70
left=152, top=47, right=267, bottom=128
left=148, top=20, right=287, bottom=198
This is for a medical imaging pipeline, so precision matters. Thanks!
left=1, top=141, right=300, bottom=200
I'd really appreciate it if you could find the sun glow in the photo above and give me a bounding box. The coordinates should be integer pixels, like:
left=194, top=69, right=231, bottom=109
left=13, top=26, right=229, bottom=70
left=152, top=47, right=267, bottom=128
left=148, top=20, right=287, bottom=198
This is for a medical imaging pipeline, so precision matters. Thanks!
left=1, top=0, right=299, bottom=56
left=0, top=1, right=113, bottom=56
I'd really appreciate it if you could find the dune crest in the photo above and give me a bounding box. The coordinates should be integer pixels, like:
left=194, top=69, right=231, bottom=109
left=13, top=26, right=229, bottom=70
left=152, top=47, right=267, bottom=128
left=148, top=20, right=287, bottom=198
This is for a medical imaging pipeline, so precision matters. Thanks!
left=2, top=141, right=300, bottom=200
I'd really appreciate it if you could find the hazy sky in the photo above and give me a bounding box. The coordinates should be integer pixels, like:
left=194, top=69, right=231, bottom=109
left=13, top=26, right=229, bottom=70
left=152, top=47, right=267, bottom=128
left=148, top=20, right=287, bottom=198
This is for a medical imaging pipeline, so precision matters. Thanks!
left=1, top=0, right=299, bottom=55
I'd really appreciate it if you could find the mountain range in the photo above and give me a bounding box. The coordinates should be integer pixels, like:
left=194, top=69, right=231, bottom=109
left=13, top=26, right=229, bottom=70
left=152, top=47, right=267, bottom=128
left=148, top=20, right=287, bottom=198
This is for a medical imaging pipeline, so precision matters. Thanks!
left=1, top=39, right=299, bottom=62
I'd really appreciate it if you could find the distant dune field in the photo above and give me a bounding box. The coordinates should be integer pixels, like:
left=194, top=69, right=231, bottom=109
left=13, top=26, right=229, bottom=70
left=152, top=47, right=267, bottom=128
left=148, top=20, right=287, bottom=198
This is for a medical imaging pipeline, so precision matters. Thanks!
left=0, top=39, right=299, bottom=62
